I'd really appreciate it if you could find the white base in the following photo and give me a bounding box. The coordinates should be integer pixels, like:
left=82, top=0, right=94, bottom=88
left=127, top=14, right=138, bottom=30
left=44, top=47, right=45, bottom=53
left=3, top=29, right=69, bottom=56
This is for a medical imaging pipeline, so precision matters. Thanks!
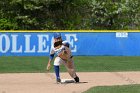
left=61, top=79, right=75, bottom=83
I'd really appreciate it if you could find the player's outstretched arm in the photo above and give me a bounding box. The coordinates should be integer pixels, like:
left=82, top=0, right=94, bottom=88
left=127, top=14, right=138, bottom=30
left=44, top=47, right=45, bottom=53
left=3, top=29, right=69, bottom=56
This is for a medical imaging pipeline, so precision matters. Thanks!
left=47, top=53, right=54, bottom=71
left=47, top=59, right=51, bottom=71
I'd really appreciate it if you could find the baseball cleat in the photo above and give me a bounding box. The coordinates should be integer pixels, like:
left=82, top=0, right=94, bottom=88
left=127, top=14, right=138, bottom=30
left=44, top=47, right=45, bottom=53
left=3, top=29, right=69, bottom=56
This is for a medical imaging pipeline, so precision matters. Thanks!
left=74, top=76, right=79, bottom=83
left=56, top=78, right=61, bottom=84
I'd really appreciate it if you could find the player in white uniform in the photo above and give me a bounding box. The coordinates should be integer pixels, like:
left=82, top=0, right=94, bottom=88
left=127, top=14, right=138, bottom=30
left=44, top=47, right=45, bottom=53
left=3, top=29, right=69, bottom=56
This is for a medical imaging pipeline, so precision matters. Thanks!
left=47, top=33, right=79, bottom=83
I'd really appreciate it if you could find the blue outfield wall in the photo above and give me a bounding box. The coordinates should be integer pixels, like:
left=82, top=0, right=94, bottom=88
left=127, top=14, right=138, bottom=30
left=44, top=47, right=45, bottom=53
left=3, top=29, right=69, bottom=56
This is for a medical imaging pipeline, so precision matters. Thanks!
left=0, top=32, right=140, bottom=56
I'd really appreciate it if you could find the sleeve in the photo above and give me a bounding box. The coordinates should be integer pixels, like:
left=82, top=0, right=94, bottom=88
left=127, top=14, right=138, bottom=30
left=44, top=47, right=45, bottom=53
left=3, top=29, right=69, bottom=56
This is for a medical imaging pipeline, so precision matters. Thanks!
left=62, top=41, right=70, bottom=48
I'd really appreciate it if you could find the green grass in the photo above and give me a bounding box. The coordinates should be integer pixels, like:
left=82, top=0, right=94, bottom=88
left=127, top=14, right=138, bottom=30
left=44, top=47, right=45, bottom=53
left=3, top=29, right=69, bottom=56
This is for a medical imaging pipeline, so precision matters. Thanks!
left=83, top=84, right=140, bottom=93
left=75, top=56, right=140, bottom=72
left=0, top=56, right=140, bottom=73
left=0, top=56, right=48, bottom=73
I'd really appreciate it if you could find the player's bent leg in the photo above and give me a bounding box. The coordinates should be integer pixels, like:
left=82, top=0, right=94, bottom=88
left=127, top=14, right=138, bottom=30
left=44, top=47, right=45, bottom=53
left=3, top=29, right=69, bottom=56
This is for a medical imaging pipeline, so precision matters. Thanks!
left=64, top=59, right=80, bottom=82
left=67, top=68, right=76, bottom=78
left=67, top=67, right=79, bottom=83
left=54, top=65, right=61, bottom=83
left=54, top=57, right=64, bottom=83
left=54, top=57, right=63, bottom=66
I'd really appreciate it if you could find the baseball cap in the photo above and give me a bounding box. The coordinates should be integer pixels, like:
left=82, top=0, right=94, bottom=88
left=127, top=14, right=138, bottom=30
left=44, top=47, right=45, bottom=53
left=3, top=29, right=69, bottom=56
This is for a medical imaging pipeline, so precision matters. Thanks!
left=54, top=33, right=61, bottom=38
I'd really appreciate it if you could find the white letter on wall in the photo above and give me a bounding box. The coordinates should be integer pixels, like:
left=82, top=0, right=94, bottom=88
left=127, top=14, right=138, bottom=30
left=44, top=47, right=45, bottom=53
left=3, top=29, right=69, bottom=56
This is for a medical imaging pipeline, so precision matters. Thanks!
left=0, top=34, right=10, bottom=53
left=37, top=35, right=49, bottom=53
left=11, top=35, right=22, bottom=53
left=65, top=34, right=77, bottom=52
left=24, top=35, right=35, bottom=53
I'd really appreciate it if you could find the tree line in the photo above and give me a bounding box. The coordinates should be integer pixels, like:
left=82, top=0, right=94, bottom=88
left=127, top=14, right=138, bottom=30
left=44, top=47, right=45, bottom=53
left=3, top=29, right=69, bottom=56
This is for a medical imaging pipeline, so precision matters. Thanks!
left=0, top=0, right=140, bottom=30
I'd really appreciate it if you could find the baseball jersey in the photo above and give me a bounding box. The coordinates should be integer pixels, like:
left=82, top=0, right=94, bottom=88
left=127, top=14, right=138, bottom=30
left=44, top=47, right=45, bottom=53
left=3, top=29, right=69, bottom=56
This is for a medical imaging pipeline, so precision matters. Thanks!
left=49, top=41, right=70, bottom=60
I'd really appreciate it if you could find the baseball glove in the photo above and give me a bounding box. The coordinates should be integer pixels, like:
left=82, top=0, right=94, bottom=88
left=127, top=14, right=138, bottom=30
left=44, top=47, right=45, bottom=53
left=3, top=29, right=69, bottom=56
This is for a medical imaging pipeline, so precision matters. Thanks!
left=54, top=41, right=62, bottom=48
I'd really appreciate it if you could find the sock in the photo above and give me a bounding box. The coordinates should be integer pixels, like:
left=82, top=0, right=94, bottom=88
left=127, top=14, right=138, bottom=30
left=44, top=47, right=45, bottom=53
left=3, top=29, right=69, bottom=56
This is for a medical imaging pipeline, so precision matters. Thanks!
left=54, top=65, right=60, bottom=80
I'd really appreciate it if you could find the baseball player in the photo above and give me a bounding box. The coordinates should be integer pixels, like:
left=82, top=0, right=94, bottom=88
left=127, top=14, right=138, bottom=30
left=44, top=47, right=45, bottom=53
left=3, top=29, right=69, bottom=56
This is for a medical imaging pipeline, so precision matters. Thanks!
left=46, top=33, right=79, bottom=83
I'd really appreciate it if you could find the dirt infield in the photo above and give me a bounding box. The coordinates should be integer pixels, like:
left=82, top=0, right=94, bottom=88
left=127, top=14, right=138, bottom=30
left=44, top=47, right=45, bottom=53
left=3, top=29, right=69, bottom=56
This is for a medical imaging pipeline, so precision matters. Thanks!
left=0, top=72, right=140, bottom=93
